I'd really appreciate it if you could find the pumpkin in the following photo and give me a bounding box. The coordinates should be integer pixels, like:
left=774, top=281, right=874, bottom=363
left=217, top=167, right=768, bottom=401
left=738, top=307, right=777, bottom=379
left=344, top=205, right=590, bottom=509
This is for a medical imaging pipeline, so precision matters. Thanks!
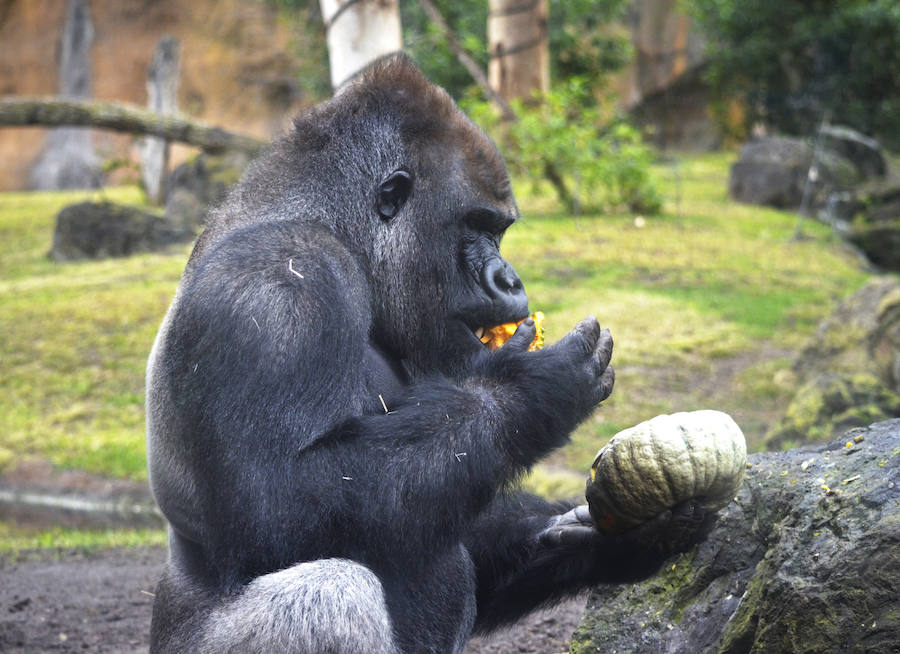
left=585, top=410, right=746, bottom=533
left=480, top=311, right=545, bottom=351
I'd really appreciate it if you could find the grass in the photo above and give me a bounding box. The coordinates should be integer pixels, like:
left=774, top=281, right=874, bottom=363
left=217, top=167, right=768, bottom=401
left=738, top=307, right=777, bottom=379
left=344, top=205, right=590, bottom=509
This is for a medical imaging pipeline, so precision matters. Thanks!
left=0, top=152, right=871, bottom=518
left=0, top=521, right=166, bottom=557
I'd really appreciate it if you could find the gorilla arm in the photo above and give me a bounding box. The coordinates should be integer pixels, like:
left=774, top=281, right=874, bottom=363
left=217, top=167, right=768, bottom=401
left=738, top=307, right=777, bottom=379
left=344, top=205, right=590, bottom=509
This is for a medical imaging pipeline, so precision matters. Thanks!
left=463, top=492, right=711, bottom=634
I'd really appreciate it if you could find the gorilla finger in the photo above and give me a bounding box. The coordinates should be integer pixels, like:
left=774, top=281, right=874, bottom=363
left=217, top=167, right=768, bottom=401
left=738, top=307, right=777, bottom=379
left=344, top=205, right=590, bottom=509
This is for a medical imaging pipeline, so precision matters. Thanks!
left=504, top=317, right=537, bottom=352
left=559, top=316, right=602, bottom=356
left=552, top=505, right=594, bottom=529
left=539, top=524, right=597, bottom=548
left=597, top=365, right=615, bottom=402
left=593, top=328, right=614, bottom=370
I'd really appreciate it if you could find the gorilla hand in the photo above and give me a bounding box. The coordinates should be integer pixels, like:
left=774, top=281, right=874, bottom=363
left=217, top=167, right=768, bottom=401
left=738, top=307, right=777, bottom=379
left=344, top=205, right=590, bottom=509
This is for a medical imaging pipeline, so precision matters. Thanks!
left=555, top=316, right=615, bottom=406
left=538, top=500, right=714, bottom=583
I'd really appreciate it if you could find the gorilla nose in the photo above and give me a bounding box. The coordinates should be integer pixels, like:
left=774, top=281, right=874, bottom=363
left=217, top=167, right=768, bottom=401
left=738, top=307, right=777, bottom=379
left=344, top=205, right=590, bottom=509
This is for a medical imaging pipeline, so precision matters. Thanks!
left=483, top=258, right=529, bottom=317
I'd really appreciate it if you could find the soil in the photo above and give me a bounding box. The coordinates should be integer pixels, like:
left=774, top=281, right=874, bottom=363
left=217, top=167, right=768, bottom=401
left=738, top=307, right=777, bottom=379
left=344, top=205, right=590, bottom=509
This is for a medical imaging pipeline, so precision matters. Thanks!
left=0, top=545, right=584, bottom=653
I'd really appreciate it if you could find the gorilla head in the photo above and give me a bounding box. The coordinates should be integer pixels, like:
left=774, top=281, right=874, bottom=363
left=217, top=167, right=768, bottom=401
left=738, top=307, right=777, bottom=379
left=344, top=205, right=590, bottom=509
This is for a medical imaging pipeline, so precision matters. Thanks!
left=195, top=55, right=528, bottom=379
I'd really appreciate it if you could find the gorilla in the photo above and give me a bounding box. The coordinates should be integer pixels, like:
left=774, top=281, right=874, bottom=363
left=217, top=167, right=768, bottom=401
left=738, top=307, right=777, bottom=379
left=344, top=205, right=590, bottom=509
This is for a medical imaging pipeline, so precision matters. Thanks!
left=146, top=55, right=707, bottom=654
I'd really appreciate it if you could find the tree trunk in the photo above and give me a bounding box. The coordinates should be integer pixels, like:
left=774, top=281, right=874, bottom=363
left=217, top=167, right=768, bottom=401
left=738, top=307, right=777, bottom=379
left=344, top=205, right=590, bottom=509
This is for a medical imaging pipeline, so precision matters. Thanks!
left=141, top=35, right=181, bottom=205
left=415, top=0, right=515, bottom=121
left=29, top=0, right=99, bottom=190
left=319, top=0, right=403, bottom=91
left=488, top=0, right=549, bottom=104
left=0, top=98, right=266, bottom=156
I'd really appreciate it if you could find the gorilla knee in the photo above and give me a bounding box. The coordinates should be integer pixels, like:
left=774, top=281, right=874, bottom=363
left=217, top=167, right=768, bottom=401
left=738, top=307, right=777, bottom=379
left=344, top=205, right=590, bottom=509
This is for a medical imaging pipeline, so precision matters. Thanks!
left=200, top=559, right=397, bottom=654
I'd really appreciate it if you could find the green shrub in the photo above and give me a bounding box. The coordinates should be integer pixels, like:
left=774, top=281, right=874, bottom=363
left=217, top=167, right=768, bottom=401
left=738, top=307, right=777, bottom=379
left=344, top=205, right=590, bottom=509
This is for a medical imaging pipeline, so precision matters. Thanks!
left=465, top=79, right=661, bottom=215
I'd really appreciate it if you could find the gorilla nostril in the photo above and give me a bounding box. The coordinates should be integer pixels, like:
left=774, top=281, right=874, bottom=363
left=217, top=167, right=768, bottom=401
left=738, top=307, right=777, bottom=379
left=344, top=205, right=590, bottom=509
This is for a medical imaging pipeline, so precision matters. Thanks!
left=484, top=259, right=526, bottom=299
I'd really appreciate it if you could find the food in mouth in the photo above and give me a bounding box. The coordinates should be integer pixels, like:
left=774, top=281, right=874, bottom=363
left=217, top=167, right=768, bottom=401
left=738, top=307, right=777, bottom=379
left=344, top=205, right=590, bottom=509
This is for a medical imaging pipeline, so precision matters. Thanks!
left=478, top=311, right=545, bottom=351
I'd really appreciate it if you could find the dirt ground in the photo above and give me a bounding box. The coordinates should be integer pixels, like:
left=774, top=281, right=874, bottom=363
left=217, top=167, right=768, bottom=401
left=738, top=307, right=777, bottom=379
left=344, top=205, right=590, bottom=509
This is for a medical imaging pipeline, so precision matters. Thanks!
left=0, top=546, right=585, bottom=654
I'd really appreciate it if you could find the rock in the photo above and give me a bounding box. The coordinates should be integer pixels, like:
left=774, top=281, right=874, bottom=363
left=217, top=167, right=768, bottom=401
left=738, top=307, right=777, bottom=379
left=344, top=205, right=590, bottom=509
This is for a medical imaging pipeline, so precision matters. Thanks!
left=869, top=285, right=900, bottom=394
left=794, top=278, right=900, bottom=383
left=820, top=125, right=887, bottom=180
left=764, top=373, right=900, bottom=449
left=571, top=419, right=900, bottom=654
left=847, top=186, right=900, bottom=272
left=164, top=151, right=248, bottom=233
left=728, top=136, right=858, bottom=209
left=49, top=201, right=189, bottom=261
left=767, top=279, right=900, bottom=446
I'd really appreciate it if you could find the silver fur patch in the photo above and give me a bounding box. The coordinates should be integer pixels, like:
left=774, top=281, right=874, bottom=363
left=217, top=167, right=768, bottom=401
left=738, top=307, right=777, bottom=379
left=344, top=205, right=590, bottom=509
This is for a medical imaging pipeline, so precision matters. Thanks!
left=199, top=559, right=398, bottom=654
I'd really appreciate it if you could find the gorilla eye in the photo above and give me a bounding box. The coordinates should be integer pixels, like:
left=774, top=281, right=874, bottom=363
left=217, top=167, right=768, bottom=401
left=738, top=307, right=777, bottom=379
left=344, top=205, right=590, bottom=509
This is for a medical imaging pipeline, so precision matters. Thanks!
left=377, top=169, right=413, bottom=220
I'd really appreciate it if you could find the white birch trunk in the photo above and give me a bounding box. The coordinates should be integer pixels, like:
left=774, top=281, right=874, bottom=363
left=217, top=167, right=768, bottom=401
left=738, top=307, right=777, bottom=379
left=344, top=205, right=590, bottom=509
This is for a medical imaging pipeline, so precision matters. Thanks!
left=319, top=0, right=403, bottom=91
left=488, top=0, right=549, bottom=103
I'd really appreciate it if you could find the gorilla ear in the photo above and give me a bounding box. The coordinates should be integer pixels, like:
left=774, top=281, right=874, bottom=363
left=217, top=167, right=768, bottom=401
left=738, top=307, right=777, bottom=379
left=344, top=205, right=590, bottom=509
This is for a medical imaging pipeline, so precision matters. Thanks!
left=377, top=169, right=413, bottom=220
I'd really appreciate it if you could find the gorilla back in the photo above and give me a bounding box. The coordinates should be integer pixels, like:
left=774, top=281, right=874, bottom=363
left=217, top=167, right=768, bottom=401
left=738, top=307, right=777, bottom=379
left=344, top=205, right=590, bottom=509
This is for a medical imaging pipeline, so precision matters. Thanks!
left=146, top=55, right=698, bottom=654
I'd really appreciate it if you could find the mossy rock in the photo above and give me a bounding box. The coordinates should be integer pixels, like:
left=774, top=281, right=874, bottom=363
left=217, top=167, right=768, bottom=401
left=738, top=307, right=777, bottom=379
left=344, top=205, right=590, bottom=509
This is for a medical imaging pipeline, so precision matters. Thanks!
left=764, top=373, right=900, bottom=449
left=571, top=420, right=900, bottom=653
left=869, top=287, right=900, bottom=393
left=794, top=277, right=900, bottom=383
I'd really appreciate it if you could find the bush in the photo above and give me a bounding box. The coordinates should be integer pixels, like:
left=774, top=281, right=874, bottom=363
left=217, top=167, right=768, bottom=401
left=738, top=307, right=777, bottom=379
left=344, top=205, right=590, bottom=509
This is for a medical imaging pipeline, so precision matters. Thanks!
left=465, top=79, right=661, bottom=215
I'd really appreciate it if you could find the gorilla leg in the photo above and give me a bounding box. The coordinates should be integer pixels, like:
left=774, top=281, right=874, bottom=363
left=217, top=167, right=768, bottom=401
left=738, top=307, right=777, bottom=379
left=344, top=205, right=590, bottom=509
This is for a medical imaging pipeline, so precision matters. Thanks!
left=166, top=559, right=397, bottom=654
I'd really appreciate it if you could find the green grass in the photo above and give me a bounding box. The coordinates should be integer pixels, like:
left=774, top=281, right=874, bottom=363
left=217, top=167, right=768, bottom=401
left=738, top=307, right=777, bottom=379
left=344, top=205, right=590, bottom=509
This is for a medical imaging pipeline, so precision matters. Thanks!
left=0, top=152, right=871, bottom=513
left=0, top=521, right=166, bottom=556
left=0, top=187, right=190, bottom=479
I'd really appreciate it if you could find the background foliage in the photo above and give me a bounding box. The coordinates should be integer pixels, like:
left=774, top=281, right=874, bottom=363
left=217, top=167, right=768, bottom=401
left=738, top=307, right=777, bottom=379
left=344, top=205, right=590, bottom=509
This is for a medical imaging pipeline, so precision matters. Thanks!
left=687, top=0, right=900, bottom=146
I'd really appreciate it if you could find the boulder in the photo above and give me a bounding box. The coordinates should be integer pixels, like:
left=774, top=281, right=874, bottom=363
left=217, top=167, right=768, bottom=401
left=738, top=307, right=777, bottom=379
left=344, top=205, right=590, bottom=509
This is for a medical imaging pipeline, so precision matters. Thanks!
left=728, top=137, right=858, bottom=210
left=847, top=186, right=900, bottom=272
left=49, top=201, right=189, bottom=261
left=794, top=277, right=900, bottom=383
left=820, top=125, right=887, bottom=180
left=571, top=419, right=900, bottom=654
left=164, top=151, right=248, bottom=233
left=763, top=373, right=900, bottom=449
left=766, top=278, right=900, bottom=446
left=869, top=284, right=900, bottom=394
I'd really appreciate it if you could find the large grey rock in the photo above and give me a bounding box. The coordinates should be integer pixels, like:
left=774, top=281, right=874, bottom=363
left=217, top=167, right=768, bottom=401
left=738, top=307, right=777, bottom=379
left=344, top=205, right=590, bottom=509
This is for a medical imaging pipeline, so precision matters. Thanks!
left=571, top=420, right=900, bottom=654
left=820, top=125, right=887, bottom=180
left=728, top=137, right=858, bottom=210
left=50, top=201, right=189, bottom=261
left=847, top=186, right=900, bottom=272
left=164, top=152, right=248, bottom=233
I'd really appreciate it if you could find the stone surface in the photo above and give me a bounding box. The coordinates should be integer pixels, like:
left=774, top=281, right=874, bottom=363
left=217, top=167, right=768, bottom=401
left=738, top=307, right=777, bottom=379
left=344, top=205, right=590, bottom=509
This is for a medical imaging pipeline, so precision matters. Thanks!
left=847, top=186, right=900, bottom=272
left=50, top=201, right=189, bottom=261
left=765, top=279, right=900, bottom=447
left=571, top=419, right=900, bottom=654
left=163, top=151, right=248, bottom=233
left=764, top=373, right=900, bottom=449
left=793, top=277, right=900, bottom=396
left=820, top=125, right=887, bottom=180
left=728, top=137, right=858, bottom=210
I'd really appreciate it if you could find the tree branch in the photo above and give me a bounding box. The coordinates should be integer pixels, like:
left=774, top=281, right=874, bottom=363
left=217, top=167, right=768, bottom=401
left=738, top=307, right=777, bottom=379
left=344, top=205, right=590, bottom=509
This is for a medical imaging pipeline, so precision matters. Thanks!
left=0, top=97, right=267, bottom=156
left=415, top=0, right=516, bottom=121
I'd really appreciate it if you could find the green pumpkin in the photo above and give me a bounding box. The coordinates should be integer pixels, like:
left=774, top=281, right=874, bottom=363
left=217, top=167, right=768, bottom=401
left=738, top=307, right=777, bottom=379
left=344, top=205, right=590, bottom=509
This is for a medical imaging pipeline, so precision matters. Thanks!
left=585, top=410, right=747, bottom=533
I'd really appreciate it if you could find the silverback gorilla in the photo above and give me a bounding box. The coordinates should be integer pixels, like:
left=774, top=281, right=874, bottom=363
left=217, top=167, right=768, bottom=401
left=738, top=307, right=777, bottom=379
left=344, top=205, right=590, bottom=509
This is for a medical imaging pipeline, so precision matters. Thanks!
left=146, top=55, right=708, bottom=653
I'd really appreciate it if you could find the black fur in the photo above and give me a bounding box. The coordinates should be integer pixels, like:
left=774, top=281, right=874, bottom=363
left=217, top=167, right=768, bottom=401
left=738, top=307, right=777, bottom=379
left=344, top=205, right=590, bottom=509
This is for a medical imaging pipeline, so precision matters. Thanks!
left=146, top=55, right=707, bottom=654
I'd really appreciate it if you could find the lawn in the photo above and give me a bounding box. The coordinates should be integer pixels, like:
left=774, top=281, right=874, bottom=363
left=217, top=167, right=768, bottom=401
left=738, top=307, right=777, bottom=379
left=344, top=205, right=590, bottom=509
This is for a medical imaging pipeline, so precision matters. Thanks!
left=0, top=153, right=871, bottom=503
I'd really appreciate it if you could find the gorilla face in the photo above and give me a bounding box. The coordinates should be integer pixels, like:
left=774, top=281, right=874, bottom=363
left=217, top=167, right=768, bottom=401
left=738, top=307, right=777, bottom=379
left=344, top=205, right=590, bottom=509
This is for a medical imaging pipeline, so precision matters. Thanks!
left=368, top=102, right=530, bottom=378
left=301, top=63, right=533, bottom=378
